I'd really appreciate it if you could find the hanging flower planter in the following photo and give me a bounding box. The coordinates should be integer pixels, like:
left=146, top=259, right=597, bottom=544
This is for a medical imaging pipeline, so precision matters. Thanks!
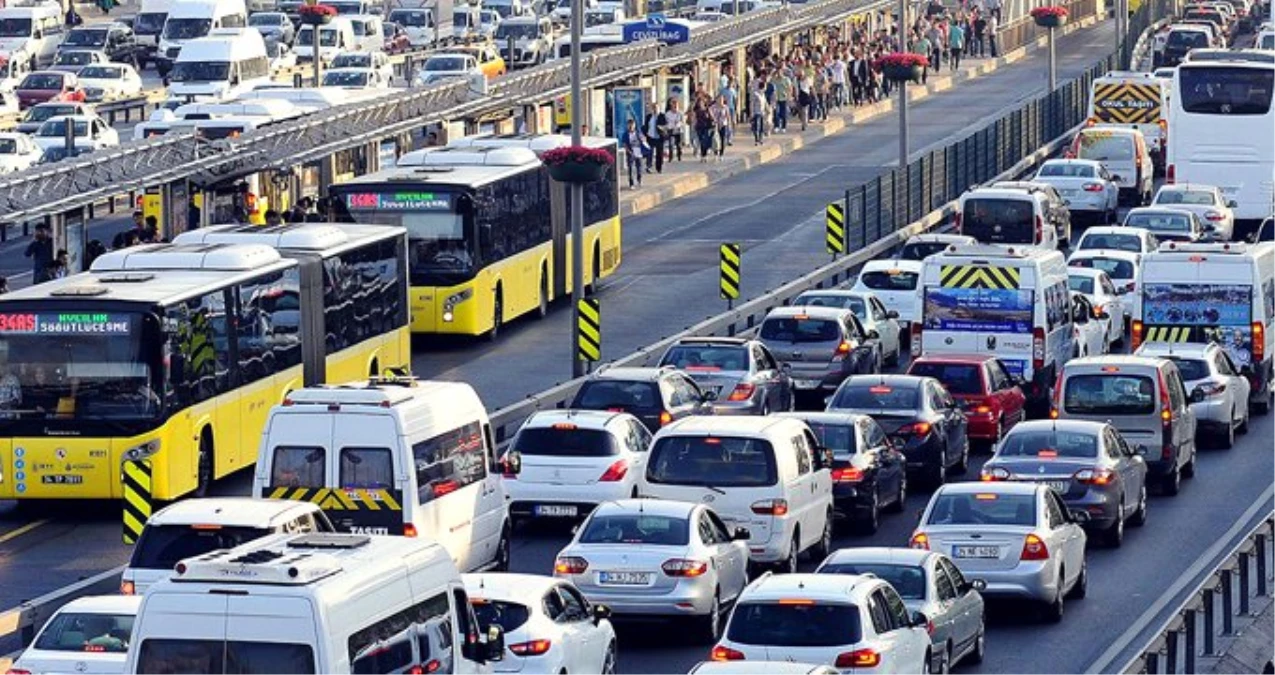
left=1031, top=5, right=1069, bottom=27
left=542, top=145, right=614, bottom=184
left=298, top=3, right=337, bottom=25
left=874, top=52, right=928, bottom=84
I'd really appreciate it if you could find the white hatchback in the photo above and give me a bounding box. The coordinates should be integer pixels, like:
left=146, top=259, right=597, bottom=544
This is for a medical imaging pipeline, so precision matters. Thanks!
left=851, top=259, right=924, bottom=346
left=10, top=595, right=141, bottom=675
left=1067, top=249, right=1144, bottom=321
left=1150, top=184, right=1237, bottom=242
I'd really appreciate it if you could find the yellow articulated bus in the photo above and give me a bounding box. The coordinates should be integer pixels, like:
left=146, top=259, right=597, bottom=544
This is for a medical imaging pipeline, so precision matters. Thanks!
left=0, top=223, right=410, bottom=502
left=327, top=133, right=622, bottom=338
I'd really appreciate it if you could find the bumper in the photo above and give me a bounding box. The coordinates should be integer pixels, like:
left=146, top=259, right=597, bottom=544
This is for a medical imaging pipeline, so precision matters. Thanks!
left=1062, top=192, right=1110, bottom=212
left=964, top=410, right=1000, bottom=440
left=970, top=561, right=1057, bottom=602
left=1065, top=489, right=1121, bottom=530
left=580, top=579, right=718, bottom=616
left=833, top=481, right=878, bottom=515
left=1144, top=457, right=1176, bottom=478
left=1190, top=398, right=1231, bottom=429
left=899, top=435, right=944, bottom=473
left=709, top=398, right=766, bottom=415
left=507, top=483, right=631, bottom=519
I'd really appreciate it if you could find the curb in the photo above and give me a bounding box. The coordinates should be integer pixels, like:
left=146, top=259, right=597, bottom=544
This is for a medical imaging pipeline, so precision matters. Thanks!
left=619, top=14, right=1102, bottom=219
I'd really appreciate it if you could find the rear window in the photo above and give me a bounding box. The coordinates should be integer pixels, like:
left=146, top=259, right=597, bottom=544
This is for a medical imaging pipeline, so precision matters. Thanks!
left=512, top=427, right=620, bottom=457
left=760, top=317, right=841, bottom=343
left=1125, top=212, right=1191, bottom=232
left=647, top=436, right=777, bottom=488
left=471, top=600, right=531, bottom=633
left=1079, top=232, right=1142, bottom=252
left=962, top=198, right=1035, bottom=244
left=907, top=362, right=984, bottom=395
left=926, top=492, right=1037, bottom=526
left=859, top=269, right=919, bottom=290
left=579, top=513, right=690, bottom=545
left=1163, top=357, right=1210, bottom=381
left=795, top=293, right=867, bottom=319
left=339, top=447, right=393, bottom=489
left=35, top=612, right=135, bottom=653
left=1037, top=163, right=1095, bottom=178
left=899, top=241, right=953, bottom=261
left=574, top=380, right=662, bottom=412
left=270, top=446, right=325, bottom=487
left=1068, top=275, right=1095, bottom=294
left=818, top=563, right=926, bottom=600
left=1075, top=134, right=1135, bottom=161
left=727, top=603, right=861, bottom=647
left=805, top=421, right=857, bottom=455
left=1179, top=66, right=1274, bottom=115
left=1063, top=373, right=1157, bottom=415
left=1167, top=30, right=1208, bottom=47
left=1155, top=190, right=1216, bottom=206
left=660, top=344, right=750, bottom=371
left=1069, top=256, right=1135, bottom=280
left=998, top=429, right=1099, bottom=458
left=829, top=383, right=920, bottom=410
left=130, top=524, right=272, bottom=570
left=136, top=639, right=316, bottom=674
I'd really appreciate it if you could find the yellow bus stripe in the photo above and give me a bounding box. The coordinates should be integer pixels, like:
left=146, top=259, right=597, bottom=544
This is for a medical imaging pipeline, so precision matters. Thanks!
left=355, top=489, right=381, bottom=510
left=376, top=490, right=402, bottom=511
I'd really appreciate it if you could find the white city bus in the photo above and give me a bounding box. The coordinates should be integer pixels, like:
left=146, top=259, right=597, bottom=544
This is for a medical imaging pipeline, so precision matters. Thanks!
left=1166, top=51, right=1275, bottom=228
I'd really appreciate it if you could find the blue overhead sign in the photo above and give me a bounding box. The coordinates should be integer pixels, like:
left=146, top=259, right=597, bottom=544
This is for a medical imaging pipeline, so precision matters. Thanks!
left=623, top=14, right=691, bottom=44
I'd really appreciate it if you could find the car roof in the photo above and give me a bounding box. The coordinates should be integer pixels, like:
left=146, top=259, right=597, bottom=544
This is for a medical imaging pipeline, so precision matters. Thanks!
left=939, top=481, right=1041, bottom=496
left=463, top=573, right=562, bottom=600
left=689, top=662, right=836, bottom=675
left=1127, top=207, right=1196, bottom=217
left=1070, top=248, right=1140, bottom=261
left=845, top=373, right=928, bottom=389
left=54, top=595, right=143, bottom=616
left=1065, top=354, right=1167, bottom=370
left=524, top=408, right=629, bottom=429
left=821, top=546, right=933, bottom=567
left=1041, top=158, right=1104, bottom=167
left=772, top=411, right=869, bottom=427
left=147, top=497, right=320, bottom=527
left=590, top=366, right=672, bottom=382
left=1079, top=125, right=1142, bottom=137
left=1156, top=183, right=1219, bottom=192
left=592, top=498, right=697, bottom=519
left=1007, top=419, right=1109, bottom=435
left=659, top=415, right=807, bottom=437
left=767, top=305, right=851, bottom=319
left=1082, top=225, right=1149, bottom=237
left=743, top=572, right=876, bottom=602
left=861, top=258, right=924, bottom=272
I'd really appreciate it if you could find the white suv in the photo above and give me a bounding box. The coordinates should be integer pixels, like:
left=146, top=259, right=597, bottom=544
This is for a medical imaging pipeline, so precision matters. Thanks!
left=639, top=416, right=835, bottom=573
left=711, top=572, right=933, bottom=672
left=504, top=409, right=652, bottom=525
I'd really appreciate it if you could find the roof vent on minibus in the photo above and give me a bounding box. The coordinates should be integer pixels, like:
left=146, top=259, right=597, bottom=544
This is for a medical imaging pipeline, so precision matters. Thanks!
left=97, top=273, right=156, bottom=283
left=172, top=223, right=350, bottom=251
left=50, top=284, right=110, bottom=297
left=90, top=243, right=284, bottom=272
left=173, top=547, right=344, bottom=585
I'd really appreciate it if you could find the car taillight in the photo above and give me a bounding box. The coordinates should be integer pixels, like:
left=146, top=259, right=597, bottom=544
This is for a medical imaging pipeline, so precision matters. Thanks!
left=751, top=498, right=789, bottom=516
left=1035, top=214, right=1044, bottom=243
left=1197, top=382, right=1227, bottom=398
left=508, top=639, right=552, bottom=656
left=1075, top=468, right=1116, bottom=485
left=1158, top=369, right=1172, bottom=432
left=911, top=323, right=923, bottom=357
left=1167, top=164, right=1176, bottom=183
left=6, top=669, right=33, bottom=675
left=659, top=410, right=673, bottom=426
left=896, top=421, right=932, bottom=437
left=981, top=466, right=1011, bottom=481
left=909, top=532, right=930, bottom=550
left=1033, top=327, right=1046, bottom=371
left=836, top=648, right=881, bottom=668
left=832, top=340, right=852, bottom=362
left=1020, top=533, right=1049, bottom=561
left=554, top=556, right=588, bottom=574
left=404, top=523, right=418, bottom=537
left=599, top=459, right=629, bottom=482
left=711, top=646, right=745, bottom=661
left=1254, top=322, right=1265, bottom=362
left=726, top=383, right=756, bottom=401
left=500, top=453, right=518, bottom=479
left=954, top=211, right=963, bottom=233
left=1083, top=182, right=1104, bottom=192
left=832, top=466, right=864, bottom=482
left=1132, top=319, right=1145, bottom=349
left=662, top=559, right=709, bottom=577
left=1205, top=211, right=1226, bottom=221
left=120, top=580, right=136, bottom=595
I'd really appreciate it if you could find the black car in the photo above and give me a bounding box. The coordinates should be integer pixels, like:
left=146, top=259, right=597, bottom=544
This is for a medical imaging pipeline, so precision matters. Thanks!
left=568, top=366, right=716, bottom=432
left=775, top=411, right=907, bottom=534
left=826, top=375, right=969, bottom=488
left=59, top=23, right=141, bottom=66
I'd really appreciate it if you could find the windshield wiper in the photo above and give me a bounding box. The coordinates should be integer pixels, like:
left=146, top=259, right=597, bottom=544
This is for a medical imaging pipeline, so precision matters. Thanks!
left=704, top=484, right=727, bottom=495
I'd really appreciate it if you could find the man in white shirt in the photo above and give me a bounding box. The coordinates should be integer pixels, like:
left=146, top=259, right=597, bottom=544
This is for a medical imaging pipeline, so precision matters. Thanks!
left=830, top=54, right=848, bottom=108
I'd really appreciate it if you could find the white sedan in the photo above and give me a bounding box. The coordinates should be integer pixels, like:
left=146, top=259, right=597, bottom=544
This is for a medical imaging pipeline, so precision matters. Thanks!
left=321, top=67, right=392, bottom=89
left=1071, top=293, right=1110, bottom=357
left=0, top=132, right=42, bottom=173
left=1067, top=249, right=1143, bottom=322
left=10, top=595, right=141, bottom=675
left=1032, top=158, right=1120, bottom=223
left=464, top=574, right=617, bottom=674
left=76, top=63, right=143, bottom=102
left=1072, top=225, right=1159, bottom=256
left=1150, top=184, right=1236, bottom=242
left=416, top=53, right=482, bottom=85
left=32, top=114, right=119, bottom=152
left=1068, top=267, right=1127, bottom=344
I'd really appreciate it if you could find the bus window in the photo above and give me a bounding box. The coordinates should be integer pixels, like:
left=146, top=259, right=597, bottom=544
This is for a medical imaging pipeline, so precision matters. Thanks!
left=165, top=291, right=232, bottom=408
left=1179, top=66, right=1274, bottom=115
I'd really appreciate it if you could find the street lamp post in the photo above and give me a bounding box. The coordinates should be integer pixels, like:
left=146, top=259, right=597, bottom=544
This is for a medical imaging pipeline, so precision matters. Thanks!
left=1048, top=25, right=1057, bottom=90
left=569, top=0, right=586, bottom=378
left=898, top=0, right=909, bottom=170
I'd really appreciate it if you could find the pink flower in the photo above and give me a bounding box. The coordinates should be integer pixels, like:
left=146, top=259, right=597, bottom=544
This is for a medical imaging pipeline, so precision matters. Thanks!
left=541, top=145, right=615, bottom=167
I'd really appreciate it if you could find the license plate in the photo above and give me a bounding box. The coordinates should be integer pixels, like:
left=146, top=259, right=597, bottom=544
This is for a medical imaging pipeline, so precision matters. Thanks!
left=953, top=545, right=1000, bottom=559
left=1044, top=480, right=1069, bottom=493
left=793, top=379, right=821, bottom=390
left=1060, top=189, right=1078, bottom=196
left=40, top=474, right=84, bottom=485
left=598, top=571, right=652, bottom=585
left=535, top=505, right=578, bottom=517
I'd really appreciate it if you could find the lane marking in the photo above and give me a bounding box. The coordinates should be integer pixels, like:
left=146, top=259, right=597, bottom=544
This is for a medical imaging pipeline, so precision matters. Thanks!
left=0, top=519, right=48, bottom=545
left=1084, top=482, right=1275, bottom=674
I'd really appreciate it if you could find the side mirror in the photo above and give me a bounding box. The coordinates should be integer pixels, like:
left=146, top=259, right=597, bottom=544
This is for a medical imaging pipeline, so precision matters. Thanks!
left=867, top=329, right=881, bottom=340
left=732, top=526, right=752, bottom=541
left=500, top=450, right=522, bottom=476
left=886, top=310, right=899, bottom=319
left=592, top=604, right=612, bottom=625
left=909, top=610, right=929, bottom=628
left=483, top=625, right=505, bottom=662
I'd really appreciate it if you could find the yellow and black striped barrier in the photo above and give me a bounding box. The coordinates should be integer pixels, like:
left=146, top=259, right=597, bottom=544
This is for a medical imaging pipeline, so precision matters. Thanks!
left=720, top=243, right=741, bottom=300
left=1144, top=325, right=1194, bottom=343
left=826, top=202, right=846, bottom=255
left=1092, top=82, right=1162, bottom=124
left=940, top=264, right=1021, bottom=289
left=266, top=487, right=404, bottom=511
left=577, top=298, right=601, bottom=362
left=122, top=460, right=152, bottom=545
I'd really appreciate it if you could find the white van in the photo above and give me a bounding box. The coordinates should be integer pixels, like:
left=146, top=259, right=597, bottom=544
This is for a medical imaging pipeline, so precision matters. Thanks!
left=133, top=0, right=175, bottom=69
left=1087, top=71, right=1170, bottom=170
left=956, top=185, right=1060, bottom=250
left=1067, top=126, right=1155, bottom=205
left=1136, top=241, right=1275, bottom=414
left=345, top=14, right=385, bottom=52
left=254, top=378, right=515, bottom=573
left=917, top=244, right=1074, bottom=415
left=296, top=17, right=357, bottom=66
left=167, top=28, right=270, bottom=100
left=156, top=0, right=249, bottom=76
left=388, top=7, right=443, bottom=46
left=639, top=416, right=835, bottom=573
left=0, top=5, right=65, bottom=69
left=124, top=532, right=507, bottom=674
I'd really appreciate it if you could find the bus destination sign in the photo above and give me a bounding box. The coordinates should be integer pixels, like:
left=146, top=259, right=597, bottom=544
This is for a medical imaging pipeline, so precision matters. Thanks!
left=343, top=191, right=452, bottom=211
left=0, top=313, right=133, bottom=335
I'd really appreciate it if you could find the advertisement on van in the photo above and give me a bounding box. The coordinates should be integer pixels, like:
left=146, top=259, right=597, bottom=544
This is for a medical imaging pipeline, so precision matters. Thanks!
left=1142, top=283, right=1255, bottom=365
left=923, top=287, right=1034, bottom=333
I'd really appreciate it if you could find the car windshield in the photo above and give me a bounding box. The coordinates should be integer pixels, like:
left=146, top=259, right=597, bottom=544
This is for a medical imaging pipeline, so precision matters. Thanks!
left=37, top=119, right=88, bottom=137
left=0, top=138, right=17, bottom=154
left=859, top=269, right=919, bottom=290
left=332, top=53, right=372, bottom=68
left=1064, top=373, right=1156, bottom=415
left=660, top=344, right=750, bottom=371
left=805, top=421, right=856, bottom=455
left=829, top=382, right=920, bottom=410
left=79, top=66, right=123, bottom=79
left=169, top=61, right=230, bottom=82
left=1075, top=134, right=1134, bottom=161
left=796, top=294, right=867, bottom=319
left=137, top=640, right=316, bottom=674
left=512, top=426, right=621, bottom=457
left=1168, top=30, right=1209, bottom=46
left=998, top=429, right=1099, bottom=457
left=470, top=600, right=531, bottom=633
left=425, top=56, right=468, bottom=71
left=34, top=612, right=135, bottom=653
left=1069, top=256, right=1134, bottom=280
left=1037, top=162, right=1096, bottom=178
left=1079, top=233, right=1141, bottom=252
left=819, top=563, right=927, bottom=600
left=65, top=29, right=108, bottom=46
left=56, top=52, right=96, bottom=66
left=495, top=22, right=538, bottom=39
left=298, top=27, right=341, bottom=46
left=907, top=362, right=984, bottom=395
left=162, top=18, right=212, bottom=40
left=0, top=17, right=32, bottom=37
left=579, top=513, right=690, bottom=545
left=134, top=12, right=167, bottom=33
left=900, top=241, right=955, bottom=261
left=727, top=603, right=861, bottom=647
left=1068, top=275, right=1095, bottom=294
left=574, top=380, right=661, bottom=413
left=927, top=492, right=1037, bottom=526
left=759, top=317, right=841, bottom=343
left=21, top=74, right=64, bottom=90
left=323, top=71, right=370, bottom=86
left=647, top=436, right=777, bottom=487
left=1163, top=356, right=1210, bottom=381
left=1155, top=190, right=1216, bottom=206
left=389, top=9, right=428, bottom=25
left=1126, top=212, right=1191, bottom=232
left=249, top=14, right=285, bottom=25
left=129, top=524, right=272, bottom=570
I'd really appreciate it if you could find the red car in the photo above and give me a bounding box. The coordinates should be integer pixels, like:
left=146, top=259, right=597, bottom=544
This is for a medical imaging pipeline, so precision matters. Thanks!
left=906, top=354, right=1027, bottom=446
left=15, top=71, right=83, bottom=110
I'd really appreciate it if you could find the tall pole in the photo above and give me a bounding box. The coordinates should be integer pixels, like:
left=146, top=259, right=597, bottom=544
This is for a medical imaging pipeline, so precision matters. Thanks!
left=897, top=0, right=909, bottom=170
left=570, top=0, right=586, bottom=378
left=1048, top=26, right=1057, bottom=91
left=1115, top=0, right=1124, bottom=66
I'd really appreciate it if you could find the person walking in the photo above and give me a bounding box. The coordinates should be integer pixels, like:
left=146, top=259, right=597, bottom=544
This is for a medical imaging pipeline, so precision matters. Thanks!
left=795, top=67, right=812, bottom=131
left=749, top=79, right=769, bottom=145
left=664, top=99, right=685, bottom=163
left=710, top=95, right=731, bottom=159
left=972, top=10, right=987, bottom=57
left=620, top=118, right=649, bottom=189
left=830, top=51, right=847, bottom=108
left=772, top=67, right=792, bottom=133
left=987, top=13, right=999, bottom=57
left=719, top=75, right=738, bottom=145
left=24, top=224, right=54, bottom=284
left=913, top=32, right=932, bottom=84
left=692, top=99, right=715, bottom=161
left=948, top=20, right=965, bottom=71
left=642, top=104, right=666, bottom=174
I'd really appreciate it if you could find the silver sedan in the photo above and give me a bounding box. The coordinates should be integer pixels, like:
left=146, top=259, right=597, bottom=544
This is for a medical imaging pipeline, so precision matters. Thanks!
left=817, top=547, right=987, bottom=672
left=553, top=499, right=752, bottom=643
left=657, top=337, right=794, bottom=415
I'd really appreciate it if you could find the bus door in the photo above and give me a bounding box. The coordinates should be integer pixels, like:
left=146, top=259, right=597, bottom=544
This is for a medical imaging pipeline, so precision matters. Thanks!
left=550, top=181, right=569, bottom=299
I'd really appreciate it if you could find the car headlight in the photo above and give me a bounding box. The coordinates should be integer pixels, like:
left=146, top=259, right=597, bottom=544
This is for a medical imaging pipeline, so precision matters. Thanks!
left=122, top=439, right=161, bottom=463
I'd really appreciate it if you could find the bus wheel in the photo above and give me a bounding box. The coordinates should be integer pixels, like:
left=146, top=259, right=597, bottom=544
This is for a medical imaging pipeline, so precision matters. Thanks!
left=487, top=288, right=503, bottom=342
left=369, top=359, right=379, bottom=378
left=194, top=431, right=214, bottom=498
left=535, top=271, right=548, bottom=319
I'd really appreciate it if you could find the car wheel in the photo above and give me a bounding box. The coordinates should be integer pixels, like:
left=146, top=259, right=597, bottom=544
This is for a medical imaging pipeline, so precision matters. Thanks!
left=1068, top=561, right=1088, bottom=599
left=886, top=341, right=901, bottom=367
left=1219, top=409, right=1236, bottom=449
left=601, top=641, right=617, bottom=675
left=1043, top=572, right=1065, bottom=623
left=858, top=487, right=881, bottom=535
left=887, top=473, right=907, bottom=513
left=1130, top=483, right=1148, bottom=527
left=780, top=533, right=799, bottom=574
left=813, top=511, right=833, bottom=557
left=760, top=401, right=770, bottom=417
left=1162, top=463, right=1182, bottom=496
left=698, top=592, right=722, bottom=643
left=967, top=619, right=987, bottom=665
left=929, top=452, right=947, bottom=489
left=1182, top=447, right=1197, bottom=478
left=1106, top=502, right=1124, bottom=548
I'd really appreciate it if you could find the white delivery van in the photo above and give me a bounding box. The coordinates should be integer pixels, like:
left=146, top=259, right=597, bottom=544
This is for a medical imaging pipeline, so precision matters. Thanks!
left=254, top=378, right=516, bottom=573
left=167, top=28, right=270, bottom=100
left=388, top=7, right=442, bottom=46
left=345, top=14, right=385, bottom=52
left=1136, top=241, right=1275, bottom=414
left=918, top=244, right=1073, bottom=415
left=0, top=4, right=65, bottom=69
left=156, top=0, right=249, bottom=76
left=956, top=185, right=1060, bottom=250
left=133, top=0, right=175, bottom=69
left=124, top=532, right=507, bottom=674
left=1087, top=71, right=1170, bottom=171
left=296, top=17, right=357, bottom=66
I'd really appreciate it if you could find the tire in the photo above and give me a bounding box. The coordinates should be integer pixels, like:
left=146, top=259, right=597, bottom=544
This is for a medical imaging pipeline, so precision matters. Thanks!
left=812, top=512, right=833, bottom=558
left=1106, top=502, right=1125, bottom=548
left=886, top=341, right=901, bottom=367
left=1162, top=463, right=1182, bottom=496
left=1068, top=562, right=1088, bottom=600
left=780, top=533, right=799, bottom=574
left=1043, top=573, right=1065, bottom=623
left=601, top=641, right=617, bottom=675
left=929, top=449, right=948, bottom=489
left=1218, top=413, right=1236, bottom=449
left=534, top=273, right=548, bottom=319
left=698, top=592, right=722, bottom=643
left=938, top=643, right=952, bottom=674
left=486, top=289, right=503, bottom=341
left=887, top=473, right=907, bottom=513
left=1182, top=447, right=1196, bottom=479
left=1255, top=385, right=1273, bottom=416
left=1238, top=407, right=1250, bottom=434
left=1130, top=483, right=1148, bottom=527
left=193, top=432, right=214, bottom=498
left=967, top=621, right=986, bottom=665
left=858, top=488, right=881, bottom=535
left=493, top=523, right=512, bottom=571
